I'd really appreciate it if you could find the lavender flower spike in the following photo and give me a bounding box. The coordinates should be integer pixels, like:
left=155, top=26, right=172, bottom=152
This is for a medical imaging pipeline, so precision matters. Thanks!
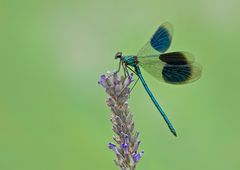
left=99, top=71, right=144, bottom=170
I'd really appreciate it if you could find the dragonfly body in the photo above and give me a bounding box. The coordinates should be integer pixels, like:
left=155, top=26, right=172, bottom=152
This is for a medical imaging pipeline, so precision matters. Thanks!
left=118, top=54, right=177, bottom=136
left=115, top=22, right=202, bottom=136
left=122, top=55, right=136, bottom=67
left=135, top=65, right=177, bottom=136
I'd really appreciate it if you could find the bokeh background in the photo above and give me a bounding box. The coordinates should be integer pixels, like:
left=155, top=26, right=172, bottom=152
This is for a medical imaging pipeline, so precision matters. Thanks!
left=1, top=0, right=240, bottom=170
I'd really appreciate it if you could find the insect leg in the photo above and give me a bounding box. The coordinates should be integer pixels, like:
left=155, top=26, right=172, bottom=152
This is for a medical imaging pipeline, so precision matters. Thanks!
left=125, top=65, right=139, bottom=92
left=130, top=77, right=139, bottom=93
left=126, top=65, right=137, bottom=75
left=122, top=62, right=127, bottom=77
left=115, top=60, right=122, bottom=73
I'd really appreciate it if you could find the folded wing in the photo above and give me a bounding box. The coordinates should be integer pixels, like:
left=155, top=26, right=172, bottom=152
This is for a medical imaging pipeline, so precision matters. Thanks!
left=137, top=22, right=173, bottom=57
left=138, top=52, right=202, bottom=84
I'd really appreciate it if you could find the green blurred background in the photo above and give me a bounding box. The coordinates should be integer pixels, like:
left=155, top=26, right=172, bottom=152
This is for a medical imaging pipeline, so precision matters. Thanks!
left=1, top=0, right=240, bottom=170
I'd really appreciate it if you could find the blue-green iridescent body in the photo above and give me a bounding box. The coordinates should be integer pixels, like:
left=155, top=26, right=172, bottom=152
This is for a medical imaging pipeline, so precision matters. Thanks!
left=116, top=22, right=202, bottom=136
left=122, top=55, right=136, bottom=67
left=122, top=55, right=177, bottom=136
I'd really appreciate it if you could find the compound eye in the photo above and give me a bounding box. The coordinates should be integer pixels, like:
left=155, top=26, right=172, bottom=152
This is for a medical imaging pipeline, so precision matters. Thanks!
left=115, top=52, right=122, bottom=59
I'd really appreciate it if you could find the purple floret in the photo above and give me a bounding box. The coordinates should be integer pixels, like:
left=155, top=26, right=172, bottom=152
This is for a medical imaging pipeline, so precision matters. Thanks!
left=132, top=151, right=144, bottom=164
left=99, top=72, right=143, bottom=169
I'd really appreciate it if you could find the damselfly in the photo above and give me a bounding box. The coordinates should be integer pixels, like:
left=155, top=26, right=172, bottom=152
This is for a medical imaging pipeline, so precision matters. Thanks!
left=115, top=22, right=202, bottom=136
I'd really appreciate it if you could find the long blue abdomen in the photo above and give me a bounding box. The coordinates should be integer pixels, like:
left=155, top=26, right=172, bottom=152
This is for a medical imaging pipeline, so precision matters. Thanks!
left=135, top=65, right=177, bottom=136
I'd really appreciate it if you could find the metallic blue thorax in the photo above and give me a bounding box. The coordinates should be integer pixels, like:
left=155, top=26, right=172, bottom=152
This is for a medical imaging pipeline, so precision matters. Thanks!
left=122, top=55, right=136, bottom=67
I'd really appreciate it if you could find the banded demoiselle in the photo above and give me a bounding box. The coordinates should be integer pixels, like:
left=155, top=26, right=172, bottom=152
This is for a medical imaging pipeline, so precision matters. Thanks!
left=115, top=22, right=202, bottom=136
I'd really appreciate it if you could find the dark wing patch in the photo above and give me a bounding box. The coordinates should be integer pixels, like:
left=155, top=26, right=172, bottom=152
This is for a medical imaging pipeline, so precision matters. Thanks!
left=160, top=52, right=194, bottom=65
left=162, top=64, right=191, bottom=83
left=150, top=22, right=172, bottom=53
